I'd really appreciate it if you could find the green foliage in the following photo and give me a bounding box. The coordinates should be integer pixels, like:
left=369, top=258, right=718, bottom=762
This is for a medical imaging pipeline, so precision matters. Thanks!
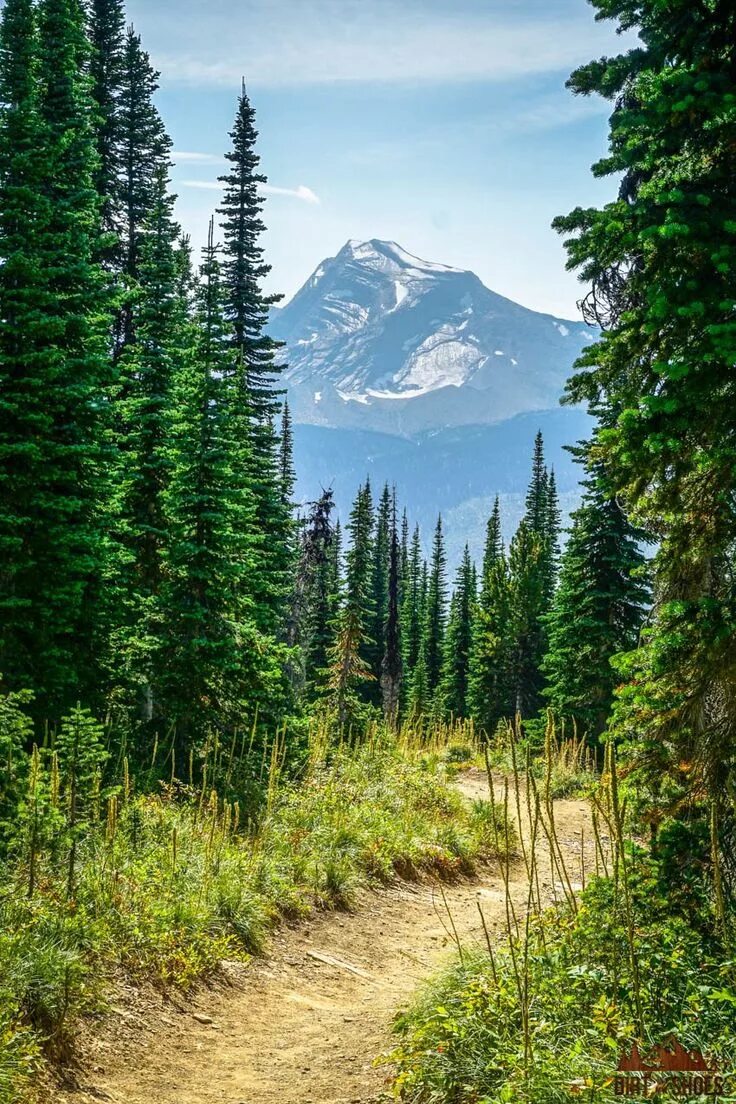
left=391, top=857, right=736, bottom=1103
left=424, top=517, right=448, bottom=697
left=440, top=547, right=475, bottom=720
left=553, top=0, right=736, bottom=862
left=543, top=450, right=651, bottom=741
left=0, top=709, right=504, bottom=1101
left=218, top=86, right=292, bottom=636
left=0, top=0, right=112, bottom=719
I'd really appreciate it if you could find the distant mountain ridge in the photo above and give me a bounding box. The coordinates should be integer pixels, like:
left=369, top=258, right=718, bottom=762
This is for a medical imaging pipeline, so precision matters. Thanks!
left=273, top=239, right=595, bottom=563
left=272, top=238, right=595, bottom=437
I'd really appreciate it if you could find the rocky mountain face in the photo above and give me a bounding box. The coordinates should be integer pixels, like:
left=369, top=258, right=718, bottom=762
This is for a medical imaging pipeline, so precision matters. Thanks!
left=272, top=239, right=595, bottom=562
left=271, top=238, right=596, bottom=437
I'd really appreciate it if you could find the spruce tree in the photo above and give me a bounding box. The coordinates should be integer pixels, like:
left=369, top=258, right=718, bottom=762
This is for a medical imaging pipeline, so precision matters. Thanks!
left=288, top=489, right=336, bottom=697
left=380, top=506, right=402, bottom=727
left=544, top=468, right=562, bottom=606
left=553, top=0, right=736, bottom=849
left=116, top=166, right=189, bottom=719
left=524, top=430, right=548, bottom=535
left=424, top=516, right=448, bottom=697
left=543, top=458, right=650, bottom=739
left=340, top=481, right=375, bottom=695
left=468, top=499, right=513, bottom=735
left=159, top=223, right=256, bottom=738
left=0, top=0, right=112, bottom=718
left=218, top=86, right=290, bottom=635
left=440, top=546, right=475, bottom=720
left=117, top=27, right=171, bottom=350
left=367, top=483, right=391, bottom=696
left=88, top=0, right=125, bottom=252
left=279, top=399, right=295, bottom=508
left=507, top=520, right=545, bottom=718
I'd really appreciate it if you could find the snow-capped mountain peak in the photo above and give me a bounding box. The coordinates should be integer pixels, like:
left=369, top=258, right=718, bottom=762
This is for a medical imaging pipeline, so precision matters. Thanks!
left=271, top=239, right=594, bottom=437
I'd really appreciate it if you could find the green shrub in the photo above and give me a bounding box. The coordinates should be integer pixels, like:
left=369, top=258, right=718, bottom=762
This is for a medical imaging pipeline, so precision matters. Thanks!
left=390, top=855, right=736, bottom=1103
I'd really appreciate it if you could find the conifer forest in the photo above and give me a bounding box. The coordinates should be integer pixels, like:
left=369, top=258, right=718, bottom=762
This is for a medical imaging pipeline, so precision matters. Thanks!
left=0, top=0, right=735, bottom=1101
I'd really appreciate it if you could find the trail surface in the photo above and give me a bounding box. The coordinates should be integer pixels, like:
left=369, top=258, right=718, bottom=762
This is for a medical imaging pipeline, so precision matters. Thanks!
left=57, top=770, right=593, bottom=1104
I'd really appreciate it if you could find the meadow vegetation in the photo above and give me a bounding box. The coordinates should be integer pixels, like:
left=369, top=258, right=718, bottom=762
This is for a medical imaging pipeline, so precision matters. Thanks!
left=0, top=701, right=509, bottom=1103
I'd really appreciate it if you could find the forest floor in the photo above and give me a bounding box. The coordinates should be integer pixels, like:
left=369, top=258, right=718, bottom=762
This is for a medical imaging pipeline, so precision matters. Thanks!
left=53, top=770, right=593, bottom=1104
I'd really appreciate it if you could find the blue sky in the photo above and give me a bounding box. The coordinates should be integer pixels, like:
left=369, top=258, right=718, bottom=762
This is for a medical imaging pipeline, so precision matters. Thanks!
left=126, top=0, right=630, bottom=319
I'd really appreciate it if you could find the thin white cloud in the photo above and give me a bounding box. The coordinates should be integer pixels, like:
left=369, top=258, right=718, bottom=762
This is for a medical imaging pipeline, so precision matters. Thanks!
left=267, top=184, right=321, bottom=205
left=148, top=3, right=634, bottom=89
left=173, top=151, right=226, bottom=164
left=181, top=179, right=321, bottom=205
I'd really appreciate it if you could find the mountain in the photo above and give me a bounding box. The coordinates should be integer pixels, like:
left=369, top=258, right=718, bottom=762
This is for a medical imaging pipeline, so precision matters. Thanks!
left=274, top=239, right=596, bottom=562
left=272, top=238, right=596, bottom=437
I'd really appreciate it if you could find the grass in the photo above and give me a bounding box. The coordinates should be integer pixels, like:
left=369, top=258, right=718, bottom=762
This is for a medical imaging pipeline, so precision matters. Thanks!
left=389, top=740, right=736, bottom=1104
left=0, top=730, right=511, bottom=1103
left=390, top=863, right=736, bottom=1103
left=483, top=718, right=598, bottom=800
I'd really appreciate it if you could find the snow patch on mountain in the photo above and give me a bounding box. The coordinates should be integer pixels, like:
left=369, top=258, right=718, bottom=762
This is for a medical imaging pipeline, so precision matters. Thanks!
left=270, top=238, right=594, bottom=436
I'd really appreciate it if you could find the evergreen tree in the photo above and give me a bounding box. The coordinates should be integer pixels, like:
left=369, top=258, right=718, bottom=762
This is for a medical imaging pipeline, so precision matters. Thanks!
left=553, top=0, right=736, bottom=850
left=0, top=0, right=112, bottom=719
left=424, top=517, right=447, bottom=696
left=407, top=633, right=430, bottom=725
left=159, top=223, right=256, bottom=737
left=288, top=489, right=335, bottom=697
left=367, top=483, right=391, bottom=695
left=544, top=468, right=562, bottom=606
left=279, top=399, right=295, bottom=508
left=341, top=481, right=375, bottom=691
left=468, top=499, right=513, bottom=735
left=116, top=27, right=171, bottom=350
left=507, top=520, right=545, bottom=718
left=543, top=457, right=650, bottom=739
left=88, top=0, right=125, bottom=252
left=218, top=86, right=290, bottom=635
left=440, top=546, right=475, bottom=720
left=380, top=506, right=402, bottom=727
left=116, top=166, right=189, bottom=719
left=504, top=437, right=560, bottom=718
left=524, top=430, right=548, bottom=535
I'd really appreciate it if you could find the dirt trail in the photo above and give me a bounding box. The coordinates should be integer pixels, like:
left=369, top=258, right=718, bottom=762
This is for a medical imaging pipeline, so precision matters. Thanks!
left=57, top=770, right=593, bottom=1104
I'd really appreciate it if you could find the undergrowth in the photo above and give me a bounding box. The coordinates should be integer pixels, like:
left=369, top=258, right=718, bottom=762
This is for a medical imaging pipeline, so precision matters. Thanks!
left=390, top=740, right=736, bottom=1103
left=0, top=727, right=509, bottom=1103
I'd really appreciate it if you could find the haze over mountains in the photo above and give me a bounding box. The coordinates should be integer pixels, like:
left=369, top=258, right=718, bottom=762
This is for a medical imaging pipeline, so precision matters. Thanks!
left=272, top=239, right=594, bottom=562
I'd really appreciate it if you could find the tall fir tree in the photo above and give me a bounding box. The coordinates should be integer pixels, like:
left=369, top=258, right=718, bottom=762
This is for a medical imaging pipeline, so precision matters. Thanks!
left=504, top=435, right=559, bottom=718
left=366, top=483, right=391, bottom=697
left=524, top=430, right=548, bottom=535
left=87, top=0, right=125, bottom=253
left=507, top=520, right=545, bottom=718
left=424, top=516, right=447, bottom=697
left=287, top=489, right=336, bottom=697
left=380, top=504, right=402, bottom=727
left=400, top=524, right=424, bottom=717
left=159, top=223, right=256, bottom=738
left=115, top=165, right=189, bottom=720
left=218, top=86, right=290, bottom=635
left=278, top=399, right=295, bottom=508
left=468, top=498, right=513, bottom=734
left=341, top=481, right=375, bottom=686
left=440, top=546, right=475, bottom=720
left=553, top=0, right=736, bottom=857
left=543, top=456, right=650, bottom=739
left=0, top=0, right=112, bottom=718
left=544, top=467, right=562, bottom=607
left=116, top=27, right=171, bottom=350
